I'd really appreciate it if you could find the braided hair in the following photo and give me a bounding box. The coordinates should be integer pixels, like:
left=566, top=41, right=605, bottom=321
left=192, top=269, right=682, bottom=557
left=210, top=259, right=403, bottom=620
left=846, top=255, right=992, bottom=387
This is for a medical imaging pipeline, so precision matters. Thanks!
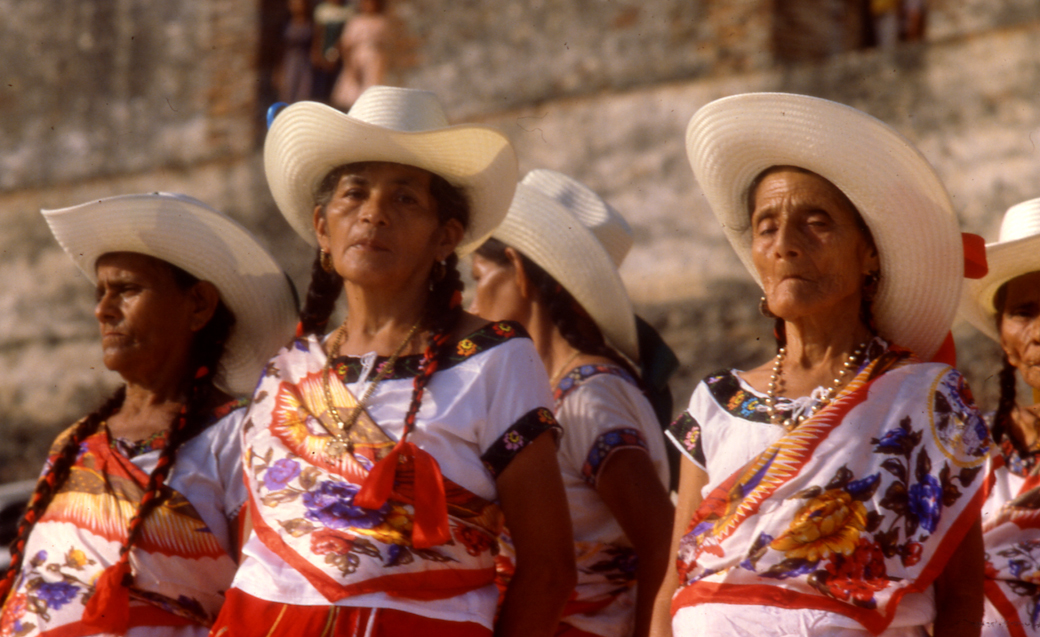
left=474, top=238, right=643, bottom=386
left=301, top=162, right=471, bottom=433
left=991, top=283, right=1028, bottom=455
left=0, top=259, right=235, bottom=604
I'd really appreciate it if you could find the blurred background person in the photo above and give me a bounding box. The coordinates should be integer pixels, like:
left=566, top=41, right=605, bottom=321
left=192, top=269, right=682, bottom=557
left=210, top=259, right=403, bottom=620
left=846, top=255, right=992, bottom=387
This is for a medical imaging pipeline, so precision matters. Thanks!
left=311, top=0, right=353, bottom=103
left=275, top=0, right=315, bottom=103
left=331, top=0, right=393, bottom=110
left=960, top=197, right=1040, bottom=636
left=471, top=169, right=676, bottom=637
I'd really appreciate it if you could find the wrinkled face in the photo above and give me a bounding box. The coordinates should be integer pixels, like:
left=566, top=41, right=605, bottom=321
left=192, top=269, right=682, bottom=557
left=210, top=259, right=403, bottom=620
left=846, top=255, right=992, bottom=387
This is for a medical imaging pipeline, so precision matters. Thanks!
left=468, top=253, right=528, bottom=324
left=94, top=252, right=200, bottom=382
left=1000, top=271, right=1040, bottom=389
left=750, top=169, right=879, bottom=322
left=314, top=162, right=461, bottom=292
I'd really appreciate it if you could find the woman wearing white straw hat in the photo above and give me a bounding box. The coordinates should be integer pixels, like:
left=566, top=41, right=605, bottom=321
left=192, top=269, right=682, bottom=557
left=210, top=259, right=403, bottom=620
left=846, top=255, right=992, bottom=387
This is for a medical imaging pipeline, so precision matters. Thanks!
left=469, top=168, right=676, bottom=637
left=210, top=86, right=576, bottom=637
left=960, top=198, right=1040, bottom=636
left=0, top=193, right=297, bottom=636
left=649, top=93, right=991, bottom=637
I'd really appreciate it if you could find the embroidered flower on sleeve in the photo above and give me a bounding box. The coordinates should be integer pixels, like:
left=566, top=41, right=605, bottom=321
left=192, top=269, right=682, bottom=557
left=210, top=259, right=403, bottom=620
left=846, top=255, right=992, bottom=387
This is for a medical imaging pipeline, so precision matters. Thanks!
left=453, top=524, right=495, bottom=556
left=457, top=339, right=476, bottom=357
left=504, top=431, right=525, bottom=450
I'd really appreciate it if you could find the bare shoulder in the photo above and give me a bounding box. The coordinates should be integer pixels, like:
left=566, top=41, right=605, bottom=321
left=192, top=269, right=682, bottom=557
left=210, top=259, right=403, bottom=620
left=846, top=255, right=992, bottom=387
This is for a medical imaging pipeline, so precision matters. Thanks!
left=735, top=360, right=774, bottom=394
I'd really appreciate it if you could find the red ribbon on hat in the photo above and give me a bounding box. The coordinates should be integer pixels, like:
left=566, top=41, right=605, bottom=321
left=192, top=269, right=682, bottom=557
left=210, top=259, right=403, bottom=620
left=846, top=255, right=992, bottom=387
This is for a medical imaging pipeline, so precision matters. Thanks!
left=81, top=559, right=131, bottom=634
left=354, top=439, right=450, bottom=549
left=963, top=232, right=988, bottom=279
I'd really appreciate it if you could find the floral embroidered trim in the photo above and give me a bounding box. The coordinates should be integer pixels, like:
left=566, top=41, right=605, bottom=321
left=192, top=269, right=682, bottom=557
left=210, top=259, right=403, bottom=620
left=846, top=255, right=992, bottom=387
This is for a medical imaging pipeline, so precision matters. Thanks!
left=999, top=437, right=1040, bottom=476
left=553, top=364, right=636, bottom=405
left=481, top=408, right=560, bottom=479
left=107, top=398, right=247, bottom=459
left=667, top=412, right=706, bottom=467
left=328, top=321, right=528, bottom=383
left=703, top=370, right=774, bottom=423
left=580, top=428, right=649, bottom=486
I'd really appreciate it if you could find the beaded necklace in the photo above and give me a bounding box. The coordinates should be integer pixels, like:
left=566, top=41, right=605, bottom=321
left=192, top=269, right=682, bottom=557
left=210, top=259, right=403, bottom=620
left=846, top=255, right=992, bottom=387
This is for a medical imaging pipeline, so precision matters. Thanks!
left=764, top=340, right=869, bottom=430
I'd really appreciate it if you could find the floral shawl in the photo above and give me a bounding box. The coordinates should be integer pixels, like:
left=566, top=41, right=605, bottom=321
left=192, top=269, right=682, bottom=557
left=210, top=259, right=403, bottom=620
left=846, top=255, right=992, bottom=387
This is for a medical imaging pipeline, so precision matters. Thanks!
left=671, top=347, right=990, bottom=634
left=0, top=403, right=245, bottom=637
left=981, top=437, right=1040, bottom=636
left=243, top=332, right=555, bottom=604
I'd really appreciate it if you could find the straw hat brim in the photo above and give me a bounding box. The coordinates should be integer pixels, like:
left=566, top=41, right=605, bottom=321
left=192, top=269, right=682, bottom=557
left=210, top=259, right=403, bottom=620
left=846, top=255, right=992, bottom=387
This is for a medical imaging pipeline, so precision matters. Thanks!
left=264, top=101, right=518, bottom=257
left=686, top=93, right=962, bottom=360
left=492, top=184, right=639, bottom=362
left=42, top=194, right=298, bottom=396
left=960, top=236, right=1040, bottom=342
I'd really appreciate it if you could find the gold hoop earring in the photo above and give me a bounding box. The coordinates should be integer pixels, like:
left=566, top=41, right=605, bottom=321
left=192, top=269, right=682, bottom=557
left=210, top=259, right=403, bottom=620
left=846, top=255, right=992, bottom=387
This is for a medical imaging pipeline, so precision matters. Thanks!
left=320, top=250, right=334, bottom=273
left=759, top=297, right=778, bottom=319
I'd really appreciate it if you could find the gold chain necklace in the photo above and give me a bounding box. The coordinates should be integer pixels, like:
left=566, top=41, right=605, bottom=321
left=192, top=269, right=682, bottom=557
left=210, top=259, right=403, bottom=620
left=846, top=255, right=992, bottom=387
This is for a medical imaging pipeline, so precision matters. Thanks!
left=321, top=318, right=422, bottom=457
left=549, top=350, right=582, bottom=388
left=764, top=340, right=869, bottom=430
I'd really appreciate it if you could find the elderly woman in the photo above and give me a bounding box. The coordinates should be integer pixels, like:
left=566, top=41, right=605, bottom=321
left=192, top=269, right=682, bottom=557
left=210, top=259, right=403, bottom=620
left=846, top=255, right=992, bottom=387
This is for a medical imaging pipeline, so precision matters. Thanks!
left=210, top=86, right=576, bottom=637
left=960, top=198, right=1040, bottom=636
left=469, top=169, right=676, bottom=637
left=0, top=194, right=296, bottom=636
left=649, top=93, right=991, bottom=637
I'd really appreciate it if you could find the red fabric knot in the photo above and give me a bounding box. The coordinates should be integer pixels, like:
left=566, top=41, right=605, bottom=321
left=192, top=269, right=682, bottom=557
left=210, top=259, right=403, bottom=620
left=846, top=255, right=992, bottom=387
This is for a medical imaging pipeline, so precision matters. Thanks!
left=963, top=233, right=988, bottom=280
left=354, top=439, right=450, bottom=549
left=81, top=559, right=132, bottom=634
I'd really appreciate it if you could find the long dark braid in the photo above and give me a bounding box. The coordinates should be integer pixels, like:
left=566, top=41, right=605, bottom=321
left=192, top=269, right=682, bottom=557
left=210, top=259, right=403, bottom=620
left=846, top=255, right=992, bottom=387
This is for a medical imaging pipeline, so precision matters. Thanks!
left=991, top=282, right=1028, bottom=455
left=300, top=247, right=343, bottom=336
left=475, top=238, right=643, bottom=387
left=1, top=260, right=234, bottom=607
left=0, top=387, right=126, bottom=601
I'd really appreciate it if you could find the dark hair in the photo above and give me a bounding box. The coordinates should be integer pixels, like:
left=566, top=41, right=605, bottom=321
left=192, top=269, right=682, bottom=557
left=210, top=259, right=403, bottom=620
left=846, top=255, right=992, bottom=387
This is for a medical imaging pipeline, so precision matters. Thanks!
left=748, top=166, right=879, bottom=349
left=474, top=238, right=643, bottom=386
left=300, top=162, right=470, bottom=434
left=992, top=282, right=1027, bottom=455
left=0, top=258, right=235, bottom=604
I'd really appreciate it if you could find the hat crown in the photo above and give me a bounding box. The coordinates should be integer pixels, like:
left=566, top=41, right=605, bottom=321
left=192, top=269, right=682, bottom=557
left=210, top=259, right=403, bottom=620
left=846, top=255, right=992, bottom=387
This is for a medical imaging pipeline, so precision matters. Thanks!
left=997, top=198, right=1040, bottom=244
left=346, top=86, right=449, bottom=132
left=521, top=169, right=633, bottom=267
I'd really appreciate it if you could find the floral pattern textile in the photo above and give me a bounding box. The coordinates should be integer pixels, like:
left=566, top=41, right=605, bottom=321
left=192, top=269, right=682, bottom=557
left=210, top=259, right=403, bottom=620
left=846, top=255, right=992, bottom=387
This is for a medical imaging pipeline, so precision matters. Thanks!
left=480, top=408, right=559, bottom=479
left=580, top=428, right=648, bottom=487
left=671, top=346, right=989, bottom=634
left=981, top=435, right=1040, bottom=636
left=242, top=328, right=558, bottom=604
left=0, top=403, right=246, bottom=637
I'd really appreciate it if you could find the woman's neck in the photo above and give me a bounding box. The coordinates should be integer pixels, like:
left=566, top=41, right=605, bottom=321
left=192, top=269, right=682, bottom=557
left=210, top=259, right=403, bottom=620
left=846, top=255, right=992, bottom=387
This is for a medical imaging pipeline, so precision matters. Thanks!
left=106, top=381, right=188, bottom=441
left=336, top=281, right=429, bottom=357
left=1012, top=404, right=1040, bottom=450
left=775, top=316, right=875, bottom=399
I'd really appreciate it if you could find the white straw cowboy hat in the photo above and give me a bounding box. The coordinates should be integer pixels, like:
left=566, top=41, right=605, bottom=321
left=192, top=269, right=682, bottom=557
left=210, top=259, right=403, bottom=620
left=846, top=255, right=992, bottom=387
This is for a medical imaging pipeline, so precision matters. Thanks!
left=42, top=193, right=298, bottom=396
left=960, top=198, right=1040, bottom=342
left=687, top=92, right=963, bottom=360
left=492, top=169, right=640, bottom=362
left=264, top=86, right=518, bottom=257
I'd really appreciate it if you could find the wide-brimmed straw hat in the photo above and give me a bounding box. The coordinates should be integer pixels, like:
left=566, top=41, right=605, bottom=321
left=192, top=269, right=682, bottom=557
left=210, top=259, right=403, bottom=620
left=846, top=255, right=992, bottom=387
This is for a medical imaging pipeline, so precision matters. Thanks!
left=264, top=86, right=518, bottom=257
left=42, top=193, right=298, bottom=396
left=686, top=92, right=963, bottom=360
left=491, top=169, right=639, bottom=362
left=960, top=198, right=1040, bottom=342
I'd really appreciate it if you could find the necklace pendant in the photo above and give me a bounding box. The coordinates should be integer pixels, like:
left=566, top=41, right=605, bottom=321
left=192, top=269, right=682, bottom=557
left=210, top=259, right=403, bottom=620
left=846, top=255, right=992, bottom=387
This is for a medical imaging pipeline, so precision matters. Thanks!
left=325, top=438, right=350, bottom=458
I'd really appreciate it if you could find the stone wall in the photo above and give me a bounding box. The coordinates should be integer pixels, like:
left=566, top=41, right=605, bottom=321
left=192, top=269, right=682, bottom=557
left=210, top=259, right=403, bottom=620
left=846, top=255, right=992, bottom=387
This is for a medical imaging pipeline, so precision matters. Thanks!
left=2, top=0, right=1040, bottom=481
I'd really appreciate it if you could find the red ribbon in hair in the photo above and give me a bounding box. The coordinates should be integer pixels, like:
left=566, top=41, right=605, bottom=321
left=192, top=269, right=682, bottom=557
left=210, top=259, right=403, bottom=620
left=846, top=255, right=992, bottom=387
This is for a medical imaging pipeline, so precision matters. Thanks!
left=354, top=439, right=450, bottom=549
left=81, top=559, right=131, bottom=634
left=963, top=233, right=988, bottom=279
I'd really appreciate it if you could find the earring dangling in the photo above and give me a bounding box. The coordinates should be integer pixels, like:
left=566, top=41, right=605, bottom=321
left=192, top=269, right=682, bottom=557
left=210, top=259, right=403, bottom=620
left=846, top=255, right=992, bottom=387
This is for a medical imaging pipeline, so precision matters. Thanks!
left=862, top=270, right=881, bottom=304
left=431, top=260, right=447, bottom=283
left=320, top=250, right=334, bottom=273
left=759, top=297, right=778, bottom=319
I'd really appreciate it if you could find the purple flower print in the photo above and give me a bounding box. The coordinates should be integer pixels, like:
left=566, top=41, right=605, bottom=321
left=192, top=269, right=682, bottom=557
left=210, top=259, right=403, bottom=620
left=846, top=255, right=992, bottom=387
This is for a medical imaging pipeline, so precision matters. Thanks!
left=302, top=480, right=387, bottom=530
left=36, top=581, right=78, bottom=610
left=503, top=431, right=525, bottom=451
left=908, top=474, right=943, bottom=534
left=263, top=458, right=302, bottom=491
